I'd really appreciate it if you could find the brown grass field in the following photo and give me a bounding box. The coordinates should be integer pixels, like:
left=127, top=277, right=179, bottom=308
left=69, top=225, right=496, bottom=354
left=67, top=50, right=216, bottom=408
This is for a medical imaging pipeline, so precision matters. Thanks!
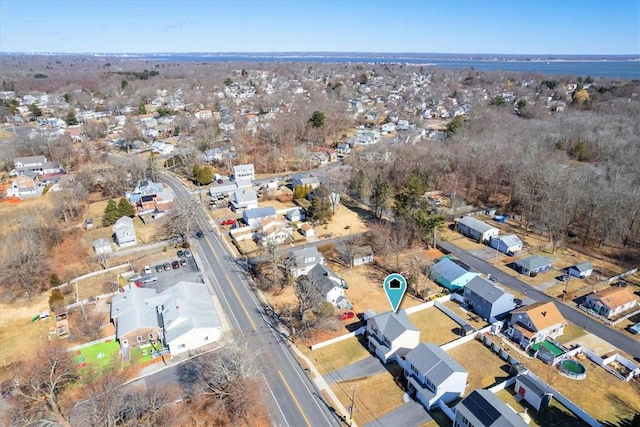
left=307, top=336, right=370, bottom=375
left=447, top=339, right=511, bottom=391
left=409, top=307, right=461, bottom=345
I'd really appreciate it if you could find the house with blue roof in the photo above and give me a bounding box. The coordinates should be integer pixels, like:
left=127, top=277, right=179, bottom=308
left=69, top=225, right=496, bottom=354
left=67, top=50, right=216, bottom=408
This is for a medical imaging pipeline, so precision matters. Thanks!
left=243, top=206, right=276, bottom=227
left=430, top=258, right=478, bottom=291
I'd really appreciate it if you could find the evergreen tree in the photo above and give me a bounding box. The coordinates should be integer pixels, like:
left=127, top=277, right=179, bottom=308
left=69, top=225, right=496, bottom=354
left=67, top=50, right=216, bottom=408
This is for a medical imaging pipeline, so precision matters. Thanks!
left=117, top=197, right=136, bottom=218
left=102, top=199, right=119, bottom=226
left=349, top=169, right=368, bottom=202
left=65, top=110, right=78, bottom=126
left=393, top=172, right=428, bottom=218
left=371, top=175, right=392, bottom=218
left=307, top=185, right=333, bottom=224
left=193, top=164, right=214, bottom=185
left=308, top=110, right=325, bottom=128
left=138, top=102, right=147, bottom=114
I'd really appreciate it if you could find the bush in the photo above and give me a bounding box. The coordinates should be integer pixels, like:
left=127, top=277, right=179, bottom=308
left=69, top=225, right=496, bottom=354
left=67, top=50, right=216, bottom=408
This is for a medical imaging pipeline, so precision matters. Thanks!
left=530, top=272, right=538, bottom=277
left=49, top=288, right=64, bottom=310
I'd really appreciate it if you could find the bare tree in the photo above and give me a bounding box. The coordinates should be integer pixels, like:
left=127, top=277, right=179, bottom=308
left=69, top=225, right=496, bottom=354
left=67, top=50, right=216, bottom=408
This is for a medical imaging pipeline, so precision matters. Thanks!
left=158, top=198, right=199, bottom=242
left=0, top=230, right=50, bottom=299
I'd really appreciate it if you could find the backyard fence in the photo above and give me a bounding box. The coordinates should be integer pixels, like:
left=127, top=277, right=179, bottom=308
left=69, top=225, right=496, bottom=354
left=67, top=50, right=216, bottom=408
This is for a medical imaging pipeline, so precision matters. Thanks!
left=310, top=326, right=365, bottom=351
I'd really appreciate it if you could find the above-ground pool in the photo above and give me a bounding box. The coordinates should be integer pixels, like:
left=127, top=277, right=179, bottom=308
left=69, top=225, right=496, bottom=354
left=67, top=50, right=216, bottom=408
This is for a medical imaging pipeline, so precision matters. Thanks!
left=558, top=359, right=587, bottom=380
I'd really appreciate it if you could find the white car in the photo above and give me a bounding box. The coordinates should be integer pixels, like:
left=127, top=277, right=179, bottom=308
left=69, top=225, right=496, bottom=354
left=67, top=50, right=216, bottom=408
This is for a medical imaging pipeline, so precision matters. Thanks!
left=143, top=265, right=152, bottom=275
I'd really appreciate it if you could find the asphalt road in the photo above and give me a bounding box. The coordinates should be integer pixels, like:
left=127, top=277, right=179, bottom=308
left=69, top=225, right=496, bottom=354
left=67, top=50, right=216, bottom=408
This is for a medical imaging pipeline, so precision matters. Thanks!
left=160, top=173, right=342, bottom=427
left=437, top=240, right=640, bottom=359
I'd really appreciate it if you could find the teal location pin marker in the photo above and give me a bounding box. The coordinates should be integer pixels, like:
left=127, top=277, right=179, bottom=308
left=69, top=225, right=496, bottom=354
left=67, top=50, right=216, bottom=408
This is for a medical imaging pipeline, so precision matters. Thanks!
left=384, top=273, right=407, bottom=312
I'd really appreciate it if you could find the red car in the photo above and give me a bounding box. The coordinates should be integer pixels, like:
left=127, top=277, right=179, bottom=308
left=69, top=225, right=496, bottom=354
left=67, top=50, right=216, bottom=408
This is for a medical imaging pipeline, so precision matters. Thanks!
left=339, top=311, right=356, bottom=321
left=221, top=218, right=236, bottom=226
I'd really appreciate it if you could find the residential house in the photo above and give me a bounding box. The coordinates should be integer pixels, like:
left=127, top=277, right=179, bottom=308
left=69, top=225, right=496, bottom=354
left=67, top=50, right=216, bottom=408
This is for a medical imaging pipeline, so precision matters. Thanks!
left=336, top=143, right=351, bottom=156
left=128, top=179, right=173, bottom=215
left=112, top=216, right=137, bottom=247
left=12, top=155, right=62, bottom=176
left=110, top=281, right=222, bottom=356
left=150, top=141, right=174, bottom=155
left=242, top=206, right=276, bottom=228
left=506, top=301, right=567, bottom=349
left=6, top=174, right=39, bottom=197
left=454, top=389, right=529, bottom=427
left=512, top=255, right=553, bottom=276
left=366, top=310, right=420, bottom=363
left=299, top=222, right=316, bottom=237
left=513, top=372, right=553, bottom=411
left=396, top=119, right=410, bottom=130
left=584, top=286, right=637, bottom=319
left=307, top=264, right=348, bottom=308
left=232, top=163, right=254, bottom=183
left=256, top=217, right=293, bottom=246
left=568, top=261, right=593, bottom=278
left=285, top=208, right=306, bottom=222
left=430, top=258, right=478, bottom=291
left=288, top=246, right=324, bottom=278
left=381, top=122, right=396, bottom=133
left=209, top=180, right=250, bottom=200
left=352, top=245, right=374, bottom=267
left=489, top=234, right=523, bottom=256
left=291, top=173, right=320, bottom=190
left=405, top=343, right=468, bottom=410
left=230, top=189, right=259, bottom=212
left=203, top=148, right=224, bottom=162
left=456, top=216, right=499, bottom=243
left=93, top=238, right=113, bottom=255
left=463, top=276, right=515, bottom=322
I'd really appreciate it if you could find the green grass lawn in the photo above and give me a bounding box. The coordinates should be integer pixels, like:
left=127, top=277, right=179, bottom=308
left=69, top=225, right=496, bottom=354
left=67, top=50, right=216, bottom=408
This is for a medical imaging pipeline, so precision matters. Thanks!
left=555, top=323, right=587, bottom=345
left=75, top=340, right=120, bottom=371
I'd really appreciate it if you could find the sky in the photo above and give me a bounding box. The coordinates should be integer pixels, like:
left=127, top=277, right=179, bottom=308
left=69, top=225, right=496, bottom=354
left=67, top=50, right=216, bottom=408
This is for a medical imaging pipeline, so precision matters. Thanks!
left=1, top=0, right=639, bottom=55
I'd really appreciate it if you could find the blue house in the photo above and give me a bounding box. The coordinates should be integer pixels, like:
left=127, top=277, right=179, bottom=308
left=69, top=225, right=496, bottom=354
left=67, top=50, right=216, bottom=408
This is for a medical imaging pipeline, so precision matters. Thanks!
left=463, top=276, right=515, bottom=322
left=512, top=255, right=553, bottom=276
left=430, top=258, right=478, bottom=291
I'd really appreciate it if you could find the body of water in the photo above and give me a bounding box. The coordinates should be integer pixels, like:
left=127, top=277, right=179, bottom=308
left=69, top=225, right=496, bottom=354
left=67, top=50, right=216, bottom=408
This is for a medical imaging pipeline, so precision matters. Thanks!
left=141, top=53, right=640, bottom=80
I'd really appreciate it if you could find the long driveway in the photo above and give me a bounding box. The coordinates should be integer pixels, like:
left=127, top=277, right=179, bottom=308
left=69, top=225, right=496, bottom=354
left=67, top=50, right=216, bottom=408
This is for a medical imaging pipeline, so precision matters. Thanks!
left=437, top=240, right=640, bottom=358
left=161, top=174, right=342, bottom=427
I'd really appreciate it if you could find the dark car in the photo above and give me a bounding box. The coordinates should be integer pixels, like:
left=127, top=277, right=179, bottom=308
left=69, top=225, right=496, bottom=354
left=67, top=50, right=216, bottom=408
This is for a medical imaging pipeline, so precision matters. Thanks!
left=163, top=262, right=171, bottom=271
left=171, top=260, right=180, bottom=269
left=195, top=230, right=204, bottom=238
left=154, top=264, right=164, bottom=273
left=180, top=258, right=187, bottom=266
left=558, top=274, right=570, bottom=282
left=177, top=249, right=185, bottom=258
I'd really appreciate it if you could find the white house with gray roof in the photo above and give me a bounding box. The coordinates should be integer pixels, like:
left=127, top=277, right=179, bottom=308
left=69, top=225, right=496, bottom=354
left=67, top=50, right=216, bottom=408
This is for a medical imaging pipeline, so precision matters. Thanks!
left=288, top=246, right=324, bottom=277
left=454, top=389, right=529, bottom=427
left=404, top=343, right=468, bottom=410
left=112, top=216, right=137, bottom=247
left=366, top=310, right=420, bottom=363
left=110, top=281, right=221, bottom=356
left=490, top=234, right=523, bottom=256
left=307, top=264, right=347, bottom=308
left=463, top=276, right=515, bottom=322
left=512, top=255, right=553, bottom=276
left=456, top=216, right=499, bottom=243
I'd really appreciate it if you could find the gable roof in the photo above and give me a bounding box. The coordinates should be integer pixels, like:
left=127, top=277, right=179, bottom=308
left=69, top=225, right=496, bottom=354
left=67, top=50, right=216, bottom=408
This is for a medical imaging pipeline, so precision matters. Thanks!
left=571, top=261, right=593, bottom=272
left=492, top=234, right=523, bottom=247
left=161, top=281, right=221, bottom=343
left=511, top=301, right=565, bottom=331
left=406, top=343, right=466, bottom=385
left=514, top=255, right=553, bottom=271
left=431, top=258, right=470, bottom=282
left=465, top=276, right=512, bottom=304
left=308, top=264, right=342, bottom=294
left=243, top=206, right=276, bottom=219
left=516, top=372, right=554, bottom=398
left=371, top=310, right=418, bottom=342
left=457, top=216, right=497, bottom=234
left=587, top=286, right=637, bottom=309
left=457, top=389, right=528, bottom=427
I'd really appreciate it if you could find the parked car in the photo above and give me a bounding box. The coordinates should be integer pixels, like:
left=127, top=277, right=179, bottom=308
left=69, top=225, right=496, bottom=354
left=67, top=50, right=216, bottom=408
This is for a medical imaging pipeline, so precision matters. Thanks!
left=171, top=260, right=180, bottom=269
left=339, top=311, right=356, bottom=321
left=195, top=230, right=204, bottom=238
left=629, top=323, right=640, bottom=334
left=143, top=265, right=152, bottom=275
left=221, top=218, right=236, bottom=226
left=177, top=250, right=185, bottom=258
left=128, top=274, right=142, bottom=283
left=557, top=274, right=570, bottom=282
left=163, top=262, right=171, bottom=271
left=184, top=249, right=192, bottom=258
left=141, top=275, right=157, bottom=284
left=154, top=264, right=164, bottom=273
left=180, top=258, right=187, bottom=266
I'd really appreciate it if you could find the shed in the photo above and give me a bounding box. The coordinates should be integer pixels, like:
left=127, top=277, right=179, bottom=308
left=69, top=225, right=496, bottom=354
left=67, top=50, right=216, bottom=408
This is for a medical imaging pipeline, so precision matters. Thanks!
left=352, top=245, right=374, bottom=267
left=568, top=261, right=593, bottom=278
left=514, top=373, right=554, bottom=410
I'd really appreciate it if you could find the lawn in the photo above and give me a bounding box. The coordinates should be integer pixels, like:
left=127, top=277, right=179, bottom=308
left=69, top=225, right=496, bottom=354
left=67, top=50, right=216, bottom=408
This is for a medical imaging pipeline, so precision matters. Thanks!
left=331, top=371, right=405, bottom=425
left=74, top=340, right=120, bottom=371
left=522, top=352, right=640, bottom=423
left=442, top=300, right=490, bottom=330
left=309, top=336, right=370, bottom=375
left=555, top=323, right=588, bottom=345
left=496, top=388, right=587, bottom=427
left=447, top=339, right=511, bottom=391
left=409, top=307, right=461, bottom=345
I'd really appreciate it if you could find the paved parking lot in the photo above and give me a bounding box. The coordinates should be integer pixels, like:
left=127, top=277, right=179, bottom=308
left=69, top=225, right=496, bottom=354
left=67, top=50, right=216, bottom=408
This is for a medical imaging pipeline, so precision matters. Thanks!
left=143, top=255, right=203, bottom=292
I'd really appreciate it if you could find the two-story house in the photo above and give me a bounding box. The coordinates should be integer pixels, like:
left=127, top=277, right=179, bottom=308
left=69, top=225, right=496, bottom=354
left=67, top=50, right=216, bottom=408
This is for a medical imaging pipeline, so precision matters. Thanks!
left=454, top=389, right=529, bottom=427
left=112, top=216, right=137, bottom=247
left=307, top=264, right=348, bottom=308
left=366, top=310, right=420, bottom=363
left=288, top=246, right=324, bottom=278
left=506, top=301, right=566, bottom=350
left=404, top=343, right=468, bottom=410
left=463, top=276, right=515, bottom=322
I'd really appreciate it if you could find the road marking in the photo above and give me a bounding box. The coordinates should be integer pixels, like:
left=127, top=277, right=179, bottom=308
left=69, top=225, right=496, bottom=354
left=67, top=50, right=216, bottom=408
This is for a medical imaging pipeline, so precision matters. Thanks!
left=227, top=274, right=257, bottom=331
left=263, top=373, right=290, bottom=427
left=278, top=370, right=312, bottom=427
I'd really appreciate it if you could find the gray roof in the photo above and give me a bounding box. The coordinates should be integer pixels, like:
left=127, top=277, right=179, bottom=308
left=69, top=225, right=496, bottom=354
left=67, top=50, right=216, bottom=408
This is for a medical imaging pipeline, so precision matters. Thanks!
left=432, top=258, right=470, bottom=282
left=572, top=261, right=593, bottom=272
left=233, top=189, right=257, bottom=203
left=93, top=237, right=111, bottom=248
left=371, top=310, right=418, bottom=343
left=308, top=264, right=342, bottom=295
left=405, top=343, right=466, bottom=386
left=516, top=372, right=554, bottom=398
left=161, top=281, right=221, bottom=343
left=492, top=234, right=523, bottom=247
left=243, top=206, right=276, bottom=219
left=514, top=255, right=553, bottom=271
left=111, top=287, right=161, bottom=337
left=289, top=246, right=322, bottom=263
left=457, top=216, right=498, bottom=234
left=465, top=276, right=512, bottom=304
left=456, top=389, right=528, bottom=427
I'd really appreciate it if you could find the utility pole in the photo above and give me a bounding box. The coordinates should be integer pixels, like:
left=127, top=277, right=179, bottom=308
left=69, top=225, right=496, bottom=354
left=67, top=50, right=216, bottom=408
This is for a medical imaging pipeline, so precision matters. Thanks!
left=348, top=387, right=356, bottom=426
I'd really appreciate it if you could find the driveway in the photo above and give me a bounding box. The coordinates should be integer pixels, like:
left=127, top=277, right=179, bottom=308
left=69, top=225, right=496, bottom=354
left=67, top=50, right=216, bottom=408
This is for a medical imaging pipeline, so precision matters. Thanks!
left=324, top=357, right=386, bottom=385
left=364, top=399, right=431, bottom=427
left=144, top=256, right=202, bottom=293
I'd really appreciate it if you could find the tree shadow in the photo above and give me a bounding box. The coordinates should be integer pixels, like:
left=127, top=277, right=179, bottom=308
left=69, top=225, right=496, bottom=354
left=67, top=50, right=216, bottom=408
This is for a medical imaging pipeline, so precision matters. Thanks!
left=175, top=359, right=200, bottom=395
